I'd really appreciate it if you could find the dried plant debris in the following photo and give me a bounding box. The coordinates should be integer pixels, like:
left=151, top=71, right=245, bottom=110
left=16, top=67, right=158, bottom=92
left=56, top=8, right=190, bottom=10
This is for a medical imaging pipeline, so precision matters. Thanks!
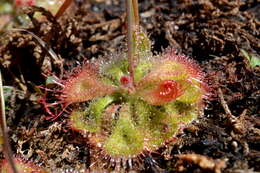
left=176, top=153, right=226, bottom=173
left=142, top=0, right=259, bottom=60
left=0, top=0, right=259, bottom=172
left=0, top=157, right=47, bottom=173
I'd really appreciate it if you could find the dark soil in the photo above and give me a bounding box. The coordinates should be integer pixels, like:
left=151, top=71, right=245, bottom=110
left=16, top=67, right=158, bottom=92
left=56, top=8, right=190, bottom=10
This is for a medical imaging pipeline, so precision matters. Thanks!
left=0, top=0, right=259, bottom=172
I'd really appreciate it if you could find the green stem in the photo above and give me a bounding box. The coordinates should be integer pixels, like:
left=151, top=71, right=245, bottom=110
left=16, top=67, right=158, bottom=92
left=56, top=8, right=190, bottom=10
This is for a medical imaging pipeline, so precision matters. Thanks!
left=126, top=0, right=135, bottom=82
left=126, top=0, right=139, bottom=85
left=0, top=71, right=18, bottom=173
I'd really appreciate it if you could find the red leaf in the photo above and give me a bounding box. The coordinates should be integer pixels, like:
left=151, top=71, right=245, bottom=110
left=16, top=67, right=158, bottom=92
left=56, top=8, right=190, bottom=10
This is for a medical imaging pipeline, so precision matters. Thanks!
left=138, top=80, right=184, bottom=105
left=62, top=64, right=117, bottom=103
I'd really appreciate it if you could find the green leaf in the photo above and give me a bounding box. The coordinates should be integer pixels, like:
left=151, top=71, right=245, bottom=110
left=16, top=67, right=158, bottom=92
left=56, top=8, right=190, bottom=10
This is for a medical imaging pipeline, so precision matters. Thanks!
left=133, top=28, right=152, bottom=59
left=104, top=104, right=144, bottom=156
left=133, top=57, right=153, bottom=82
left=102, top=57, right=128, bottom=85
left=70, top=96, right=114, bottom=133
left=241, top=49, right=260, bottom=68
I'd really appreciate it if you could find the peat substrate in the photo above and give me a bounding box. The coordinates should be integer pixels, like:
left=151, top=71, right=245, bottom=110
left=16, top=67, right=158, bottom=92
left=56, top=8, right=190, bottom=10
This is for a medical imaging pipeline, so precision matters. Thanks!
left=0, top=0, right=259, bottom=172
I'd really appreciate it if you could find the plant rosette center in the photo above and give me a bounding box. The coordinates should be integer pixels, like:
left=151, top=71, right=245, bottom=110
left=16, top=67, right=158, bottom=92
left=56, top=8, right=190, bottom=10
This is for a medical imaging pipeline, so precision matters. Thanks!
left=58, top=48, right=208, bottom=158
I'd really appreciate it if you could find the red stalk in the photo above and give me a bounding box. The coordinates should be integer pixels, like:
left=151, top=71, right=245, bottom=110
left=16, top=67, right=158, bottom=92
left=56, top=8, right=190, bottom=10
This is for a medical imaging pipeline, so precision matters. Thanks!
left=55, top=0, right=73, bottom=19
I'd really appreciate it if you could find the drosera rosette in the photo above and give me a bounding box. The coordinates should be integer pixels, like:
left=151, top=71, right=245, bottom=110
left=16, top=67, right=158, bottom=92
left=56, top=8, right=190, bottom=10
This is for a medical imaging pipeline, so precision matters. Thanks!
left=43, top=36, right=208, bottom=170
left=67, top=47, right=208, bottom=155
left=41, top=0, right=209, bottom=170
left=0, top=157, right=47, bottom=173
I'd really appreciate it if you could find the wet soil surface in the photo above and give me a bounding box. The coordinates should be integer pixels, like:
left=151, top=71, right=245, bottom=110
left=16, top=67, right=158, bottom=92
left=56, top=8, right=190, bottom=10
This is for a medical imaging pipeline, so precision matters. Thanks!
left=0, top=0, right=259, bottom=172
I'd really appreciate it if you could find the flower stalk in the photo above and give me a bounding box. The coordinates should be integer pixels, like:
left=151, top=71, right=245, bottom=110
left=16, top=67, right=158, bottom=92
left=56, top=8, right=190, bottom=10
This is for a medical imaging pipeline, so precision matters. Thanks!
left=132, top=0, right=140, bottom=26
left=0, top=71, right=18, bottom=173
left=55, top=0, right=73, bottom=19
left=126, top=0, right=136, bottom=84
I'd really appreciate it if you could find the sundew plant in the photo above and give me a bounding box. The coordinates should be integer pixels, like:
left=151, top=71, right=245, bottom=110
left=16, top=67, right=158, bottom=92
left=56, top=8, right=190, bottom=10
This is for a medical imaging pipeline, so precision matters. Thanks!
left=41, top=0, right=209, bottom=169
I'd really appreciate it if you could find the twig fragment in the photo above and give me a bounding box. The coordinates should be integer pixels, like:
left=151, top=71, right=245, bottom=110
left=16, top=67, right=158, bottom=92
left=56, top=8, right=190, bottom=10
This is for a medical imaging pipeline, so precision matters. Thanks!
left=218, top=88, right=247, bottom=134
